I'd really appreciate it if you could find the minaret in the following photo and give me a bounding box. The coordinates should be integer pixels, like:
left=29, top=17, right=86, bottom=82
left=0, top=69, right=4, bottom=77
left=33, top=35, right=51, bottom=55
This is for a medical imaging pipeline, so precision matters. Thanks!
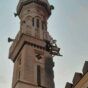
left=8, top=0, right=61, bottom=88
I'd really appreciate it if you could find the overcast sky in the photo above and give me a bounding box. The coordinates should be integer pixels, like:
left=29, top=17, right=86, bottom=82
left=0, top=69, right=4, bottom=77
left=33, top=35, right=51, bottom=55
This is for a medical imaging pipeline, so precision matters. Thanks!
left=0, top=0, right=88, bottom=88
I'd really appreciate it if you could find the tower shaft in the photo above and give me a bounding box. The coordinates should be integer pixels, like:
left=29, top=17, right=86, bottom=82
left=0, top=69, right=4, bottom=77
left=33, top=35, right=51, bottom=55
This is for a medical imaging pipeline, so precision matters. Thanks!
left=9, top=0, right=60, bottom=88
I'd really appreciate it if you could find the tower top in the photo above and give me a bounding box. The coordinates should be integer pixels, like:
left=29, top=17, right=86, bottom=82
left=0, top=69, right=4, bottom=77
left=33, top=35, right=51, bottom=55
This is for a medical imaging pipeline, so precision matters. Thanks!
left=16, top=0, right=53, bottom=17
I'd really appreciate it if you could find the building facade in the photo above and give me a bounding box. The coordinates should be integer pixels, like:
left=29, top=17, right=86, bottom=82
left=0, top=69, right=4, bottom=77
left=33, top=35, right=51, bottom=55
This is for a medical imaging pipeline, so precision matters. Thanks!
left=65, top=61, right=88, bottom=88
left=8, top=0, right=61, bottom=88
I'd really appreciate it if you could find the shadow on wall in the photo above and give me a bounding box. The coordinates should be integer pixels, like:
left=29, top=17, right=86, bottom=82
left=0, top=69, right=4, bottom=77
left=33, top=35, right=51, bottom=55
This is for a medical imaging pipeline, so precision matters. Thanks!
left=45, top=55, right=55, bottom=88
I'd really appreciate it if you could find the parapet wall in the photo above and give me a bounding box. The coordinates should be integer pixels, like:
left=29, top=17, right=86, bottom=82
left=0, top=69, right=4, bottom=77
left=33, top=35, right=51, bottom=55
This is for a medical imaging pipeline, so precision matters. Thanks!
left=65, top=61, right=88, bottom=88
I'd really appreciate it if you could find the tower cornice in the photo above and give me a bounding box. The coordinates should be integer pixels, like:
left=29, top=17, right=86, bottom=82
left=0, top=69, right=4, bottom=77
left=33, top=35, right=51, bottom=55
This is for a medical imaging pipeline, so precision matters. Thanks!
left=9, top=30, right=46, bottom=62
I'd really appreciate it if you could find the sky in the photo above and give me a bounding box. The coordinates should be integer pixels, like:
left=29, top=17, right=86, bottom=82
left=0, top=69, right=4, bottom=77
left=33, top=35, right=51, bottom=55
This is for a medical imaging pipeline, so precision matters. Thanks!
left=0, top=0, right=88, bottom=88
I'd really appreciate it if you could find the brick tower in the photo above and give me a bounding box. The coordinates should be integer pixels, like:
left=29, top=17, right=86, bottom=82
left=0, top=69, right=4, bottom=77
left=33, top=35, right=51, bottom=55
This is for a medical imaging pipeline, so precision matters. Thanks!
left=8, top=0, right=61, bottom=88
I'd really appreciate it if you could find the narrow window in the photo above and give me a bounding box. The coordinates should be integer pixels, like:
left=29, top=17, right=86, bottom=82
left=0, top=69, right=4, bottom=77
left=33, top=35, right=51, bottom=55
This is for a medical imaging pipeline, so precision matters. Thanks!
left=42, top=21, right=44, bottom=30
left=37, top=65, right=41, bottom=86
left=18, top=57, right=21, bottom=79
left=32, top=18, right=34, bottom=26
left=36, top=19, right=39, bottom=28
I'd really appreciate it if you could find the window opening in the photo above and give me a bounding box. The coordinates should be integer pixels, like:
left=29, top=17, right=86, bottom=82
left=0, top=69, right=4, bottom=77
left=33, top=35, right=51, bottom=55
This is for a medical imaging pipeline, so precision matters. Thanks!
left=32, top=18, right=34, bottom=26
left=42, top=21, right=44, bottom=30
left=36, top=19, right=39, bottom=28
left=37, top=65, right=41, bottom=86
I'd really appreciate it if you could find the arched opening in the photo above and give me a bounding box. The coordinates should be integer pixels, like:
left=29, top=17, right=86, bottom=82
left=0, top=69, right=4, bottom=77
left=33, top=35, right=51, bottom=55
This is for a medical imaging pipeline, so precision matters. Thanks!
left=36, top=19, right=39, bottom=28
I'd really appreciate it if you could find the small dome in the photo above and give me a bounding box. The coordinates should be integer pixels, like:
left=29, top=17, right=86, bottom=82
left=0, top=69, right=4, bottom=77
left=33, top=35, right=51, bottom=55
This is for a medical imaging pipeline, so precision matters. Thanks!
left=17, top=0, right=51, bottom=16
left=19, top=0, right=49, bottom=5
left=40, top=0, right=49, bottom=4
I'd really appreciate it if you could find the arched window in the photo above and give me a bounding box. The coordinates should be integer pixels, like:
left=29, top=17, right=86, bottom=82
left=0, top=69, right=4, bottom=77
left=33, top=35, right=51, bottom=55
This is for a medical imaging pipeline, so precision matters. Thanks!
left=22, top=16, right=32, bottom=28
left=42, top=21, right=44, bottom=30
left=25, top=16, right=31, bottom=27
left=42, top=21, right=47, bottom=30
left=36, top=19, right=39, bottom=28
left=32, top=18, right=34, bottom=27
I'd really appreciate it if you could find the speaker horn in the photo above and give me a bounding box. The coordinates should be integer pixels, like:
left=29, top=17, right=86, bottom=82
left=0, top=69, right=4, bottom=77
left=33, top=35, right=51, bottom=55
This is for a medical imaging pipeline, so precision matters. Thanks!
left=8, top=37, right=14, bottom=43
